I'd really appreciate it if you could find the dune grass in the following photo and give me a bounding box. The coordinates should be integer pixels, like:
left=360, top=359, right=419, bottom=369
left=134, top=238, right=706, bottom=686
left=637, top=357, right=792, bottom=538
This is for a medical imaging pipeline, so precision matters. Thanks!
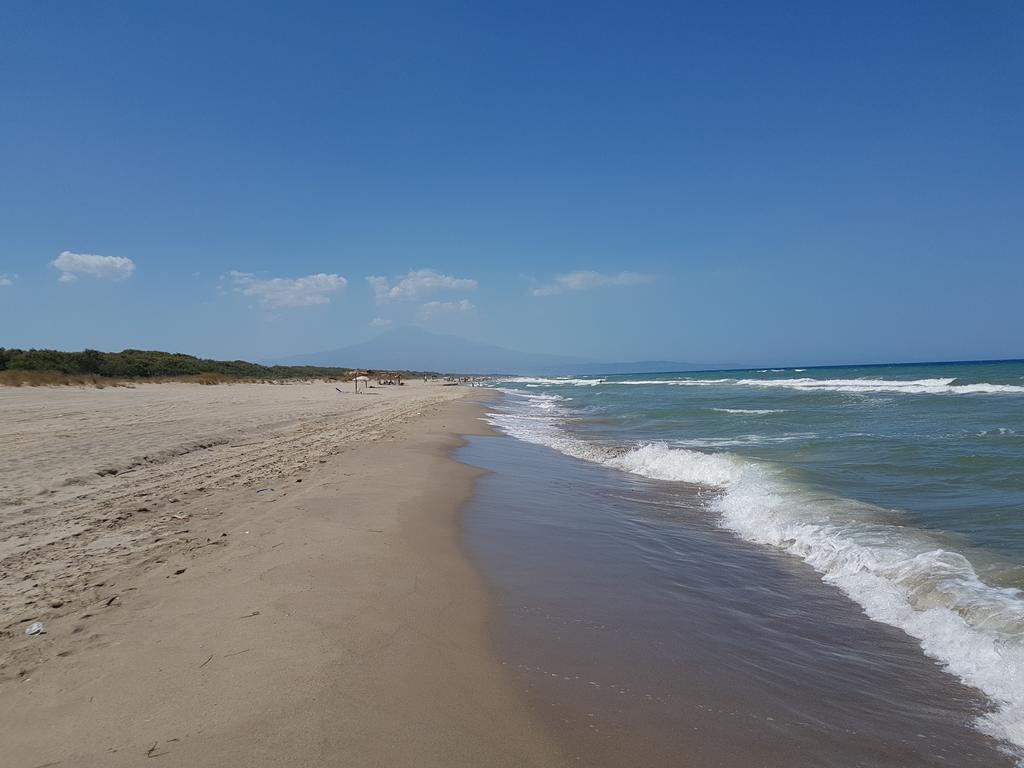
left=0, top=370, right=264, bottom=387
left=0, top=348, right=432, bottom=388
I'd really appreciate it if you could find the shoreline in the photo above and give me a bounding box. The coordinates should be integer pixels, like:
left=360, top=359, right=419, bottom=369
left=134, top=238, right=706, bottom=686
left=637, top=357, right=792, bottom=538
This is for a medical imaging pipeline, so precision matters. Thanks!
left=7, top=380, right=1011, bottom=766
left=0, top=383, right=565, bottom=767
left=488, top=375, right=1024, bottom=760
left=461, top=428, right=1016, bottom=767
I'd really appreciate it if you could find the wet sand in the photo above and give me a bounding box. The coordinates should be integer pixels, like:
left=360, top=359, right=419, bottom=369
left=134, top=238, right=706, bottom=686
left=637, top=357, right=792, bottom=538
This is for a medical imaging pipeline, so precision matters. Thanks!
left=460, top=433, right=1016, bottom=767
left=0, top=382, right=565, bottom=767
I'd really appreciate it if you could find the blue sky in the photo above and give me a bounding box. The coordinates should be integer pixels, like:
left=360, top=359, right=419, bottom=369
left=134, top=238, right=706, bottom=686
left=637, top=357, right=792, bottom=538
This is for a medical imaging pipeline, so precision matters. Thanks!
left=1, top=1, right=1021, bottom=366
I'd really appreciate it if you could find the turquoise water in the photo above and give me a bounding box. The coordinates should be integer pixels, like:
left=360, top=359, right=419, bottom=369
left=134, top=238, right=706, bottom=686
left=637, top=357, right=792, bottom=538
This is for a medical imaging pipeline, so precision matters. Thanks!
left=489, top=359, right=1024, bottom=754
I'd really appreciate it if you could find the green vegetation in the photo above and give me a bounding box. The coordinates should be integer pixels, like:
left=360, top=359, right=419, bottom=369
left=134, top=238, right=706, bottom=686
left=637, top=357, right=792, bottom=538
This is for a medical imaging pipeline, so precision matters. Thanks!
left=0, top=347, right=355, bottom=384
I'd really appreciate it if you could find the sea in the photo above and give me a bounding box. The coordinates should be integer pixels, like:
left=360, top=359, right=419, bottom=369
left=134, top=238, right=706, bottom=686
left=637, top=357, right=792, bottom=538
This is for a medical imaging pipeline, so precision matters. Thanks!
left=470, top=359, right=1024, bottom=764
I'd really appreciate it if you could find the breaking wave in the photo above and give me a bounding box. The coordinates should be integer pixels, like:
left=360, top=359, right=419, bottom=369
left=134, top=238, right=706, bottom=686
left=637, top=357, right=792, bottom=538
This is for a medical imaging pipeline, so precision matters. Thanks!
left=734, top=377, right=1024, bottom=395
left=488, top=388, right=1024, bottom=757
left=712, top=408, right=785, bottom=415
left=503, top=376, right=1024, bottom=395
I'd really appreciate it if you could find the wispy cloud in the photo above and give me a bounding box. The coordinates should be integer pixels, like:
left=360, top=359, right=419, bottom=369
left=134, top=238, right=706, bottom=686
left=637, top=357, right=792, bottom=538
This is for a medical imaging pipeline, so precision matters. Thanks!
left=229, top=270, right=347, bottom=308
left=367, top=269, right=477, bottom=303
left=532, top=270, right=654, bottom=297
left=369, top=317, right=392, bottom=328
left=51, top=251, right=135, bottom=283
left=418, top=299, right=475, bottom=319
left=0, top=274, right=13, bottom=287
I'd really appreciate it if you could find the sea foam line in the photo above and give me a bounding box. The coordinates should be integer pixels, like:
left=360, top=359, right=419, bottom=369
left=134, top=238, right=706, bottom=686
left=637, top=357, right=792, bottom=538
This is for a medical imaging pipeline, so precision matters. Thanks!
left=734, top=377, right=1024, bottom=395
left=488, top=388, right=1024, bottom=759
left=503, top=376, right=1024, bottom=395
left=712, top=408, right=784, bottom=414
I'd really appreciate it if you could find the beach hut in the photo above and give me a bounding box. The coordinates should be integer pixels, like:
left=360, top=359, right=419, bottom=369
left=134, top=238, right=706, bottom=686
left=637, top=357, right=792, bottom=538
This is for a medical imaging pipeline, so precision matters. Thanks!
left=354, top=374, right=370, bottom=393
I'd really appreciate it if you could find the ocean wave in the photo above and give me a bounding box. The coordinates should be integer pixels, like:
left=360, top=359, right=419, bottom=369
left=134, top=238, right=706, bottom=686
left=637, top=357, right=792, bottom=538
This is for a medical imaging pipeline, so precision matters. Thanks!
left=508, top=375, right=1024, bottom=395
left=506, top=376, right=603, bottom=386
left=712, top=408, right=785, bottom=415
left=672, top=434, right=814, bottom=448
left=626, top=376, right=1024, bottom=395
left=487, top=392, right=1024, bottom=756
left=577, top=378, right=737, bottom=386
left=495, top=388, right=566, bottom=410
left=735, top=377, right=1024, bottom=395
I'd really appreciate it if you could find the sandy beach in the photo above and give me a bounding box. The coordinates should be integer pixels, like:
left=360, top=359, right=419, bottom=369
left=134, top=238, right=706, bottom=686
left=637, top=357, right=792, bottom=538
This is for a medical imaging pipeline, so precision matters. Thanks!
left=0, top=381, right=564, bottom=767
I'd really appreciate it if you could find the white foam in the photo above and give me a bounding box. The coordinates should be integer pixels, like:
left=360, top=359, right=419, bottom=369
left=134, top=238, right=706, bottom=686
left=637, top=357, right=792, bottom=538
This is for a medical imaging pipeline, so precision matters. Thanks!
left=496, top=388, right=566, bottom=411
left=662, top=376, right=1024, bottom=395
left=672, top=434, right=814, bottom=448
left=712, top=408, right=785, bottom=415
left=507, top=375, right=1024, bottom=395
left=735, top=377, right=1024, bottom=395
left=487, top=391, right=1024, bottom=758
left=504, top=376, right=603, bottom=386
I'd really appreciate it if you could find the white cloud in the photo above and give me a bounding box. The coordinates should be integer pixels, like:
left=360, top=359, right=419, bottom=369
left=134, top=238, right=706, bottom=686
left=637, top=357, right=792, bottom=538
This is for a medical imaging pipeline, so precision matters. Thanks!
left=369, top=317, right=392, bottom=328
left=0, top=274, right=12, bottom=287
left=229, top=270, right=347, bottom=308
left=532, top=270, right=654, bottom=296
left=51, top=251, right=135, bottom=283
left=418, top=299, right=475, bottom=319
left=367, top=269, right=477, bottom=302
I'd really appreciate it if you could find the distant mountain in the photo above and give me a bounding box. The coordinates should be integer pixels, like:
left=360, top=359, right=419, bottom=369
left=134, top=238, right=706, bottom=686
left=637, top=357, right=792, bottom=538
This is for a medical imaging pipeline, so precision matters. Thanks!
left=268, top=326, right=709, bottom=376
left=266, top=326, right=591, bottom=374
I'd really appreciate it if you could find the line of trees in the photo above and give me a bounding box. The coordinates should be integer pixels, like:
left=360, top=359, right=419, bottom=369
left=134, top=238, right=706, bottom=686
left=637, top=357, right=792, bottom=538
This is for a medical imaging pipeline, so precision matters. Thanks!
left=0, top=348, right=355, bottom=380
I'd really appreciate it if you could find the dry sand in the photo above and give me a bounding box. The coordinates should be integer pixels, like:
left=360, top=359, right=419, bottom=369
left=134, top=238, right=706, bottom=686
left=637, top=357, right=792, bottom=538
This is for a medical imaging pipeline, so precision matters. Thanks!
left=0, top=381, right=566, bottom=767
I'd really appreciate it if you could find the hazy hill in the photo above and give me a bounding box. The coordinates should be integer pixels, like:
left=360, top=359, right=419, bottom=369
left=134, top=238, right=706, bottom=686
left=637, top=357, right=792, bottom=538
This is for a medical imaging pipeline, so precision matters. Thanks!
left=269, top=326, right=708, bottom=376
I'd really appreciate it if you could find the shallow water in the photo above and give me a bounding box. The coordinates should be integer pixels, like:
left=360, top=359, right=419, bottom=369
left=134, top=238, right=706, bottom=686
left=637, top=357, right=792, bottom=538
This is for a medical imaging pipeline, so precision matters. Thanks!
left=484, top=360, right=1024, bottom=757
left=461, top=435, right=1014, bottom=766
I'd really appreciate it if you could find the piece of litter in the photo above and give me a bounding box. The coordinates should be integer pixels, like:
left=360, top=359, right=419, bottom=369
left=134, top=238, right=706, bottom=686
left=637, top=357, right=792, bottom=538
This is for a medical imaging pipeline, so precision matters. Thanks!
left=25, top=622, right=44, bottom=635
left=255, top=488, right=272, bottom=494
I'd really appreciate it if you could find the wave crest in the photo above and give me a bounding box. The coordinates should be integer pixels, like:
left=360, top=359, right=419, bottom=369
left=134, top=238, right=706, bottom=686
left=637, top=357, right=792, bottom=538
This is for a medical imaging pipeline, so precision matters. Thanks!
left=502, top=375, right=1024, bottom=395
